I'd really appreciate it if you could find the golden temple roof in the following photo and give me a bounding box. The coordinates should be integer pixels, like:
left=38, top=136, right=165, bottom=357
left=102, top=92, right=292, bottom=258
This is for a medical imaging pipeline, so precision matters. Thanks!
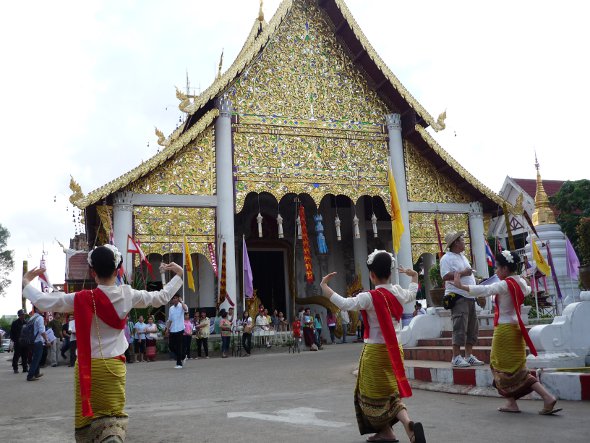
left=74, top=109, right=218, bottom=209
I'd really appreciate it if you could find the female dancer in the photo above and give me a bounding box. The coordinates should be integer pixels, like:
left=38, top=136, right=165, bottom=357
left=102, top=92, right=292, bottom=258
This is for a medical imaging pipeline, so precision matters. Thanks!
left=321, top=250, right=426, bottom=443
left=453, top=250, right=560, bottom=415
left=23, top=245, right=184, bottom=442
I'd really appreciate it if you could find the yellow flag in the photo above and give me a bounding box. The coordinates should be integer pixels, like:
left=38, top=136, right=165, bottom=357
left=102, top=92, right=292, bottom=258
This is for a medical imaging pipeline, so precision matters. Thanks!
left=388, top=158, right=404, bottom=254
left=531, top=240, right=551, bottom=276
left=183, top=236, right=196, bottom=291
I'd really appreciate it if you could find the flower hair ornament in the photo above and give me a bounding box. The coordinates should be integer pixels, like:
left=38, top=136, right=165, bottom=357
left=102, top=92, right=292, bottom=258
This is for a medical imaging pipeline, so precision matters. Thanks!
left=367, top=249, right=397, bottom=273
left=501, top=250, right=514, bottom=264
left=87, top=244, right=122, bottom=268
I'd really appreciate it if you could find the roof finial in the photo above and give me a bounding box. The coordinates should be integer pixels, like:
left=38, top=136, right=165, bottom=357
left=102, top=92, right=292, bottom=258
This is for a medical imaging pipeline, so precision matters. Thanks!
left=532, top=152, right=556, bottom=226
left=217, top=49, right=224, bottom=79
left=258, top=0, right=265, bottom=22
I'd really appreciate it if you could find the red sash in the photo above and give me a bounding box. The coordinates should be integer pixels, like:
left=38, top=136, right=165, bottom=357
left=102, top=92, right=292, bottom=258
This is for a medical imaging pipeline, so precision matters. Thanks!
left=74, top=288, right=127, bottom=417
left=360, top=288, right=412, bottom=398
left=494, top=278, right=537, bottom=357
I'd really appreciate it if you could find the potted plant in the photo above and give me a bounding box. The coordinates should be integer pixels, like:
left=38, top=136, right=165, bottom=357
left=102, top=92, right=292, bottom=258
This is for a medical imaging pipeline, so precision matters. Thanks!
left=576, top=217, right=590, bottom=290
left=428, top=261, right=445, bottom=307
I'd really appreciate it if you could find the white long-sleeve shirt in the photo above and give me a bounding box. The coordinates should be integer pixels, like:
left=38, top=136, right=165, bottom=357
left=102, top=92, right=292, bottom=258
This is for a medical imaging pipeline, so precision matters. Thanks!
left=329, top=282, right=418, bottom=344
left=23, top=276, right=183, bottom=358
left=468, top=276, right=531, bottom=325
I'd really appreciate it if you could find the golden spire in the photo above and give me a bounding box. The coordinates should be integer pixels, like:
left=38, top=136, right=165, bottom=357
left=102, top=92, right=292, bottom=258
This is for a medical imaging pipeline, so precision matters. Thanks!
left=532, top=153, right=556, bottom=225
left=258, top=0, right=265, bottom=22
left=216, top=49, right=224, bottom=79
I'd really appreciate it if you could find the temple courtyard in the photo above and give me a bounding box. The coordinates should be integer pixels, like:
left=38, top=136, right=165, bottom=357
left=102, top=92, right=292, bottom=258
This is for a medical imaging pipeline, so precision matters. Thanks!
left=1, top=342, right=587, bottom=443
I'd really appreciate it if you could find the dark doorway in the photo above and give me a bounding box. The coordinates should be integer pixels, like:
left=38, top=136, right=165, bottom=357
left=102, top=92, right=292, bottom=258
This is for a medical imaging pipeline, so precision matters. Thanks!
left=249, top=250, right=286, bottom=315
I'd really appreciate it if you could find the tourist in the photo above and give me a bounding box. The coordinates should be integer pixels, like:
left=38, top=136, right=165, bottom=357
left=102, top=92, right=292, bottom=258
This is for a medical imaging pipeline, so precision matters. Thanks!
left=452, top=250, right=561, bottom=415
left=67, top=314, right=78, bottom=368
left=10, top=309, right=28, bottom=374
left=264, top=308, right=271, bottom=324
left=278, top=311, right=288, bottom=331
left=133, top=315, right=147, bottom=363
left=183, top=312, right=193, bottom=361
left=413, top=302, right=426, bottom=317
left=302, top=308, right=316, bottom=350
left=271, top=309, right=280, bottom=331
left=145, top=316, right=158, bottom=362
left=195, top=311, right=210, bottom=359
left=42, top=324, right=57, bottom=368
left=123, top=321, right=133, bottom=363
left=22, top=245, right=184, bottom=441
left=219, top=309, right=231, bottom=358
left=340, top=308, right=350, bottom=343
left=47, top=313, right=63, bottom=367
left=255, top=307, right=271, bottom=348
left=165, top=294, right=188, bottom=369
left=291, top=316, right=302, bottom=351
left=60, top=314, right=72, bottom=361
left=326, top=309, right=337, bottom=344
left=440, top=231, right=484, bottom=367
left=227, top=306, right=235, bottom=324
left=314, top=313, right=323, bottom=348
left=320, top=250, right=426, bottom=443
left=26, top=306, right=48, bottom=382
left=239, top=310, right=253, bottom=357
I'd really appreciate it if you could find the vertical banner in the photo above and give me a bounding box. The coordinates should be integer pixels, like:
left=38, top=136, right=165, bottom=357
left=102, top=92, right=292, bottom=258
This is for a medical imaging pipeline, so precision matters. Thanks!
left=218, top=242, right=234, bottom=307
left=299, top=205, right=314, bottom=283
left=243, top=236, right=254, bottom=299
left=387, top=157, right=404, bottom=254
left=208, top=243, right=218, bottom=277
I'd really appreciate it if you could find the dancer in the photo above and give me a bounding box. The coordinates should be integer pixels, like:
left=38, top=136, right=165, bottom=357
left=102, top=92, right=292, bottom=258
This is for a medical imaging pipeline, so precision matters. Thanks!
left=22, top=245, right=184, bottom=442
left=321, top=250, right=426, bottom=443
left=452, top=250, right=561, bottom=415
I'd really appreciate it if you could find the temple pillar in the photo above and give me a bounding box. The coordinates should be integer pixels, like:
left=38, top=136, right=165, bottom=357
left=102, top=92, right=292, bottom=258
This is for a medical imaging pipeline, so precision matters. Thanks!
left=113, top=191, right=134, bottom=279
left=468, top=203, right=489, bottom=279
left=386, top=114, right=413, bottom=322
left=352, top=199, right=370, bottom=290
left=215, top=96, right=237, bottom=309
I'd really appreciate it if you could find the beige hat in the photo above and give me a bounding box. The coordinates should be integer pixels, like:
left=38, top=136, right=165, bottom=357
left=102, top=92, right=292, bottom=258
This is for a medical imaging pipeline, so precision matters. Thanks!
left=444, top=231, right=465, bottom=249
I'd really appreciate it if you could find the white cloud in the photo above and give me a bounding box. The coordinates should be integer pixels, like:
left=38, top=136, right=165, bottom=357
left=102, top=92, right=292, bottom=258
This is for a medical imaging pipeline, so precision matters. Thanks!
left=1, top=0, right=588, bottom=314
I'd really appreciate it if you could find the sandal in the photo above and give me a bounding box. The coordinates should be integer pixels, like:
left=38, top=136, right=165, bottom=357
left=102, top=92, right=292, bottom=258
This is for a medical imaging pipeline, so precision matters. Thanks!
left=366, top=436, right=399, bottom=443
left=497, top=407, right=521, bottom=413
left=409, top=421, right=426, bottom=443
left=539, top=399, right=562, bottom=415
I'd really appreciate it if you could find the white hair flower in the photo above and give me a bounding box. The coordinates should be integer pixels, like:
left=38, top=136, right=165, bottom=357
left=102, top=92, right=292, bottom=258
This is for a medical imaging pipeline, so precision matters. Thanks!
left=501, top=250, right=514, bottom=264
left=367, top=249, right=397, bottom=273
left=88, top=244, right=122, bottom=268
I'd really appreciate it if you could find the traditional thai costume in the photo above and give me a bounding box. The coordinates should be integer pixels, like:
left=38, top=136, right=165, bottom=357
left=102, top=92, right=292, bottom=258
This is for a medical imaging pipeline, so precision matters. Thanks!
left=468, top=276, right=538, bottom=399
left=329, top=282, right=417, bottom=435
left=23, top=276, right=183, bottom=442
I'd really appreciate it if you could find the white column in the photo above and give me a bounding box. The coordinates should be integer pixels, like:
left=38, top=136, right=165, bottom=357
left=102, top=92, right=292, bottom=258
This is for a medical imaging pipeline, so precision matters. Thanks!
left=113, top=191, right=134, bottom=279
left=386, top=114, right=413, bottom=322
left=352, top=199, right=370, bottom=289
left=215, top=96, right=237, bottom=310
left=468, top=203, right=489, bottom=279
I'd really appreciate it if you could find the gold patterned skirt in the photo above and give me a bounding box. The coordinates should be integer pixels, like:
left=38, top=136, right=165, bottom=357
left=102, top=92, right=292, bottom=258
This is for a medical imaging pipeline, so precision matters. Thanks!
left=354, top=344, right=406, bottom=435
left=74, top=358, right=128, bottom=442
left=490, top=324, right=537, bottom=399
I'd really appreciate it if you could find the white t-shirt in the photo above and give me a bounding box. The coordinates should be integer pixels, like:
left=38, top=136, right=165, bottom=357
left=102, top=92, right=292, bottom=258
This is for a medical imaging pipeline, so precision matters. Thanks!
left=168, top=303, right=188, bottom=333
left=440, top=251, right=476, bottom=297
left=68, top=319, right=77, bottom=342
left=133, top=321, right=147, bottom=340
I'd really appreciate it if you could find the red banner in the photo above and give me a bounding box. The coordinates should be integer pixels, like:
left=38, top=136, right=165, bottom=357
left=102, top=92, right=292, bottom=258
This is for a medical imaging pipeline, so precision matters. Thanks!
left=208, top=243, right=218, bottom=277
left=217, top=242, right=234, bottom=307
left=299, top=205, right=314, bottom=283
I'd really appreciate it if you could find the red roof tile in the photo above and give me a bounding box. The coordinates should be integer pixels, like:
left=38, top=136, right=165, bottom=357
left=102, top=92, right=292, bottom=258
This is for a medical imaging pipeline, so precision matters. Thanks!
left=512, top=179, right=565, bottom=198
left=67, top=253, right=91, bottom=281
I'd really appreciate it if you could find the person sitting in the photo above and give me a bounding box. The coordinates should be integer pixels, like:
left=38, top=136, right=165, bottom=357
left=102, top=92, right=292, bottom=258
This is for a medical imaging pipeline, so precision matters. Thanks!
left=413, top=302, right=426, bottom=316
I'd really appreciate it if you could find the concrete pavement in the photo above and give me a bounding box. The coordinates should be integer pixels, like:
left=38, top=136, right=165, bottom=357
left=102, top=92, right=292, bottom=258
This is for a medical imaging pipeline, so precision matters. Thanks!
left=1, top=343, right=588, bottom=442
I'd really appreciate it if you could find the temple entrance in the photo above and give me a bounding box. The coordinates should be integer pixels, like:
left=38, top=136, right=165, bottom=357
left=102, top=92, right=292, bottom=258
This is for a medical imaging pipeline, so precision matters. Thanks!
left=249, top=249, right=288, bottom=317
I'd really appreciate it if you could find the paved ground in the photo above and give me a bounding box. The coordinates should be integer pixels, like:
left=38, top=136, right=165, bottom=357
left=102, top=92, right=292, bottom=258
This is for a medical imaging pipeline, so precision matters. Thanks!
left=0, top=343, right=588, bottom=443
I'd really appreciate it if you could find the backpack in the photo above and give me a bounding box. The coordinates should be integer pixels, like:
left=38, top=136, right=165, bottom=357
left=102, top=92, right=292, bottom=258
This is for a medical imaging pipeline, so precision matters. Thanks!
left=19, top=315, right=39, bottom=346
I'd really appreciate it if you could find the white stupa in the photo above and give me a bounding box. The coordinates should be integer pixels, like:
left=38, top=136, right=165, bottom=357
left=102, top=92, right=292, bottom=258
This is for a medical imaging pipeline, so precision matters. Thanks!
left=525, top=156, right=580, bottom=314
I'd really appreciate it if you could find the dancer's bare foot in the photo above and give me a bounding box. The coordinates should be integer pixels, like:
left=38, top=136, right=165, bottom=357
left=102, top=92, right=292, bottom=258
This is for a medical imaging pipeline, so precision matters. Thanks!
left=366, top=428, right=398, bottom=442
left=498, top=398, right=520, bottom=413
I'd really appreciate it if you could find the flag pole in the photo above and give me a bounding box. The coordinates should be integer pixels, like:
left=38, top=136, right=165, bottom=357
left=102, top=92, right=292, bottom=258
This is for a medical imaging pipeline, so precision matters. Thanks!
left=182, top=237, right=186, bottom=302
left=242, top=234, right=246, bottom=316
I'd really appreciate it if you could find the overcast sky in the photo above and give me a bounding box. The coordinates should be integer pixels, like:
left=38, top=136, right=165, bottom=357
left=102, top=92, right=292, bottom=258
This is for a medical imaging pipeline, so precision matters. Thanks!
left=1, top=0, right=588, bottom=316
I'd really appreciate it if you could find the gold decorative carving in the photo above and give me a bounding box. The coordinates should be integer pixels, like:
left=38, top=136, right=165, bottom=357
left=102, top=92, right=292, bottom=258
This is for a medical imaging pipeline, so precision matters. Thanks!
left=217, top=49, right=224, bottom=80
left=69, top=176, right=84, bottom=205
left=413, top=125, right=505, bottom=206
left=404, top=140, right=471, bottom=204
left=133, top=206, right=216, bottom=258
left=76, top=109, right=218, bottom=208
left=233, top=129, right=390, bottom=212
left=155, top=127, right=169, bottom=147
left=128, top=126, right=215, bottom=196
left=436, top=110, right=446, bottom=131
left=95, top=205, right=113, bottom=245
left=176, top=87, right=192, bottom=113
left=409, top=212, right=471, bottom=263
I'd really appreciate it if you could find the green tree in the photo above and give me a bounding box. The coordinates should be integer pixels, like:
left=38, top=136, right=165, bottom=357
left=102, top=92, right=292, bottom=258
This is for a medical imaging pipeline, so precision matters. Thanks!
left=0, top=224, right=15, bottom=297
left=549, top=179, right=590, bottom=254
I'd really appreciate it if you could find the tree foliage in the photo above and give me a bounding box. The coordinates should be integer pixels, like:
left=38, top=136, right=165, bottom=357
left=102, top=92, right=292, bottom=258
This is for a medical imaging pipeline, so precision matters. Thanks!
left=549, top=179, right=590, bottom=254
left=0, top=223, right=15, bottom=297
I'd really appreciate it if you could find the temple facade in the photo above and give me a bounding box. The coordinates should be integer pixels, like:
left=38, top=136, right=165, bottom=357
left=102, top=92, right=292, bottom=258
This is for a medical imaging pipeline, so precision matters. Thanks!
left=72, top=0, right=504, bottom=321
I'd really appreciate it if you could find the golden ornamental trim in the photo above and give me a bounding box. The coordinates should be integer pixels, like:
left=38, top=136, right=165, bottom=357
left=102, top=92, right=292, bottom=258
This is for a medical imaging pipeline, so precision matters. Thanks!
left=414, top=124, right=505, bottom=207
left=74, top=109, right=219, bottom=209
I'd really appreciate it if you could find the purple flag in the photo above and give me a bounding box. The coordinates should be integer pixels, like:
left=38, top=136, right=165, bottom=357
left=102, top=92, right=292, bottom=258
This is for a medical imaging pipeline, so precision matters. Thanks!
left=243, top=237, right=254, bottom=299
left=545, top=243, right=563, bottom=299
left=565, top=236, right=580, bottom=280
